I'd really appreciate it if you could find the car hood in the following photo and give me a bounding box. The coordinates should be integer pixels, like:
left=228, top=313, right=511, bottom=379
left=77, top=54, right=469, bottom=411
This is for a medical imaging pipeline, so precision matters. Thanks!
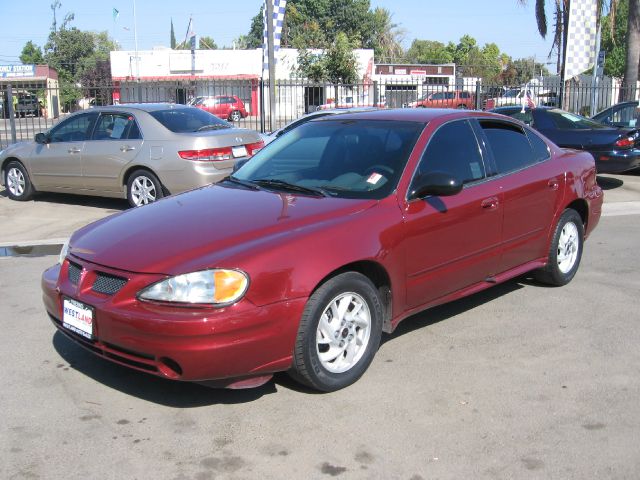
left=69, top=183, right=377, bottom=274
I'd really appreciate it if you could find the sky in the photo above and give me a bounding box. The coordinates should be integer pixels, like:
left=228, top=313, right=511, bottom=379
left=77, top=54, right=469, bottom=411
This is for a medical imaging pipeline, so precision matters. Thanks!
left=0, top=0, right=557, bottom=69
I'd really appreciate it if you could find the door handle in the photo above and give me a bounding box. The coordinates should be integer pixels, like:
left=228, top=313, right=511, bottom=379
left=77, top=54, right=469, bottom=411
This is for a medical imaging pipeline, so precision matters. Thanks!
left=481, top=196, right=499, bottom=210
left=548, top=179, right=560, bottom=190
left=120, top=145, right=136, bottom=152
left=67, top=147, right=81, bottom=154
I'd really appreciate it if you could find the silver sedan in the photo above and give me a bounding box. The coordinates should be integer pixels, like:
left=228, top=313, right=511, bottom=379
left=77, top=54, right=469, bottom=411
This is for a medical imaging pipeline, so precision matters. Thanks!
left=0, top=104, right=264, bottom=206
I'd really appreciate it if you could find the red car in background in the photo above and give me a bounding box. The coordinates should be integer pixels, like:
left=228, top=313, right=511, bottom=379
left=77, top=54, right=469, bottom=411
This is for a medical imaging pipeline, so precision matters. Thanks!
left=43, top=109, right=602, bottom=392
left=190, top=95, right=248, bottom=122
left=410, top=90, right=475, bottom=109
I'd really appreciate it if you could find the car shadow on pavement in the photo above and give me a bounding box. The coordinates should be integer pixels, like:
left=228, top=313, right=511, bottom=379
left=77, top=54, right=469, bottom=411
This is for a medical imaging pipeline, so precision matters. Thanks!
left=383, top=279, right=525, bottom=344
left=52, top=331, right=278, bottom=405
left=31, top=191, right=129, bottom=210
left=596, top=175, right=624, bottom=190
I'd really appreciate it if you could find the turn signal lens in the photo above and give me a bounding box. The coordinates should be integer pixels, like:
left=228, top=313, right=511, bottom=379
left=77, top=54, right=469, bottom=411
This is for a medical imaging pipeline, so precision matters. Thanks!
left=178, top=147, right=232, bottom=161
left=138, top=269, right=249, bottom=305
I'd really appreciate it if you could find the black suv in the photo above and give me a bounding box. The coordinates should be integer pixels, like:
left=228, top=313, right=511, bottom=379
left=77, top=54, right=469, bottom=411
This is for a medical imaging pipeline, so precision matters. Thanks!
left=15, top=97, right=41, bottom=117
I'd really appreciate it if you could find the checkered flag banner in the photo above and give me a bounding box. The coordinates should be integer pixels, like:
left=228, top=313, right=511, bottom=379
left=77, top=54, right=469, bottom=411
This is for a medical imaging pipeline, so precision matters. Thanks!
left=564, top=0, right=598, bottom=80
left=262, top=0, right=287, bottom=76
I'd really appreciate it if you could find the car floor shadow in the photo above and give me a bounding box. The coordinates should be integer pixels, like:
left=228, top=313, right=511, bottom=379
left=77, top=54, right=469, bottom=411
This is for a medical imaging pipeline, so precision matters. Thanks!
left=52, top=331, right=277, bottom=406
left=596, top=175, right=624, bottom=190
left=31, top=191, right=128, bottom=210
left=383, top=278, right=527, bottom=344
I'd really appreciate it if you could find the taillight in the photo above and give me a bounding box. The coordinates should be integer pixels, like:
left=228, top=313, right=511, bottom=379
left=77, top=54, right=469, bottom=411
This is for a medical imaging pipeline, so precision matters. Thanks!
left=614, top=136, right=634, bottom=148
left=178, top=147, right=232, bottom=161
left=246, top=140, right=264, bottom=157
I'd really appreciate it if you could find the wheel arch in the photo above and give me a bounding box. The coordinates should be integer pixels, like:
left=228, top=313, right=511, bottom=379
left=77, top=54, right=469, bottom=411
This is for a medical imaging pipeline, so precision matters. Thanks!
left=564, top=198, right=589, bottom=230
left=122, top=165, right=170, bottom=196
left=310, top=260, right=394, bottom=333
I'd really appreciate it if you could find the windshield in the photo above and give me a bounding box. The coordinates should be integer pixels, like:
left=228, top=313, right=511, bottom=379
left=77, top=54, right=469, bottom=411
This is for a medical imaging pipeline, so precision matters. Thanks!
left=232, top=119, right=425, bottom=200
left=149, top=107, right=231, bottom=133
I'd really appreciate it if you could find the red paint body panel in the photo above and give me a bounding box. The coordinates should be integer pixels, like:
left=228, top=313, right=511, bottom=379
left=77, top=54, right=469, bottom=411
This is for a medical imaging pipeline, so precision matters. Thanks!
left=41, top=109, right=603, bottom=386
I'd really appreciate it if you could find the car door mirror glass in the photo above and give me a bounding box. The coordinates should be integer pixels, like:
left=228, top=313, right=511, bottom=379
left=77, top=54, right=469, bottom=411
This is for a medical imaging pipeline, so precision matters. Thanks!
left=35, top=132, right=48, bottom=144
left=409, top=172, right=463, bottom=200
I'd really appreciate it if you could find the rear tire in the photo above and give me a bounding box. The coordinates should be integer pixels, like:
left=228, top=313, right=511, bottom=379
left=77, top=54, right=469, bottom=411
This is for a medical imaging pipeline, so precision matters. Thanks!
left=4, top=160, right=35, bottom=201
left=290, top=272, right=383, bottom=392
left=126, top=169, right=164, bottom=207
left=534, top=209, right=584, bottom=286
left=229, top=110, right=242, bottom=122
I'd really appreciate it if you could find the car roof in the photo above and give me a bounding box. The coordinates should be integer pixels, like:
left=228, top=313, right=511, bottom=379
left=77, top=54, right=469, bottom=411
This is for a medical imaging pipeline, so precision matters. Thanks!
left=90, top=103, right=193, bottom=113
left=309, top=107, right=510, bottom=123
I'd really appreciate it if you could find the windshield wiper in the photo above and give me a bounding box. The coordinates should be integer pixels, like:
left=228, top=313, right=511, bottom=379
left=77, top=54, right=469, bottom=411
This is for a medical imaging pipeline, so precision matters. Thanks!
left=196, top=124, right=231, bottom=132
left=221, top=175, right=261, bottom=190
left=252, top=178, right=328, bottom=197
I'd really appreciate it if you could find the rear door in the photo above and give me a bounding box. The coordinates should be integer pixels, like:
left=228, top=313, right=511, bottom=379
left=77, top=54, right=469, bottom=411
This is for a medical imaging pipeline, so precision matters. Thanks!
left=81, top=112, right=144, bottom=192
left=402, top=119, right=503, bottom=307
left=476, top=119, right=564, bottom=273
left=29, top=112, right=97, bottom=189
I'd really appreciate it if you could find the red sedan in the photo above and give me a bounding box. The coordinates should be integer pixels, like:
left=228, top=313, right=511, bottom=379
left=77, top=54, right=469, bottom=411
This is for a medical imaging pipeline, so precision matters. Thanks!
left=42, top=109, right=603, bottom=392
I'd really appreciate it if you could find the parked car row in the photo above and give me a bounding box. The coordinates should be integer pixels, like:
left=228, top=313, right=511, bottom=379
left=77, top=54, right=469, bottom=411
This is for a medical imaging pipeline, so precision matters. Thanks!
left=39, top=107, right=602, bottom=392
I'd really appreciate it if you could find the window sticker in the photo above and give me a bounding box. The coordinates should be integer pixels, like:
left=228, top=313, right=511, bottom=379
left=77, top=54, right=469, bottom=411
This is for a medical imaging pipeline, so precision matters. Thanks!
left=367, top=173, right=383, bottom=184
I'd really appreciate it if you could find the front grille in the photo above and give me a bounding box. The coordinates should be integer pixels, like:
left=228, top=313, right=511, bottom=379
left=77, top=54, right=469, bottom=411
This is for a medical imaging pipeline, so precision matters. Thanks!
left=68, top=262, right=82, bottom=285
left=92, top=272, right=127, bottom=295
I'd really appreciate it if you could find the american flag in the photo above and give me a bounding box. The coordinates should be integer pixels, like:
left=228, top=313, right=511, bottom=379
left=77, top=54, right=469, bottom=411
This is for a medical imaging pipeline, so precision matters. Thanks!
left=262, top=0, right=287, bottom=76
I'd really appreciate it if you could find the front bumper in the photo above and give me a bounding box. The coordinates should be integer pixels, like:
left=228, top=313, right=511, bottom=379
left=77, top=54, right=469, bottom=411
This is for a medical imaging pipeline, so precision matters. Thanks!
left=42, top=257, right=305, bottom=383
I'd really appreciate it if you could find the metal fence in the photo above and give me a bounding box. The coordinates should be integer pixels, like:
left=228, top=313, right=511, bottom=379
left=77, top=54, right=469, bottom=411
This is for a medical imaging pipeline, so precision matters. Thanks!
left=2, top=76, right=638, bottom=150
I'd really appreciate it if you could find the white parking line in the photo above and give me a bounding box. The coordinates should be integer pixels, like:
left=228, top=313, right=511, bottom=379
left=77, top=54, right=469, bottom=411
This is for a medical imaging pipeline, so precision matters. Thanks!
left=602, top=201, right=640, bottom=217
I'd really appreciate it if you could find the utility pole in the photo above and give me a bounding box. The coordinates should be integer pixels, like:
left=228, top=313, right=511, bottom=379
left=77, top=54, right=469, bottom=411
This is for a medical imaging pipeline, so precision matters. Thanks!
left=266, top=0, right=276, bottom=132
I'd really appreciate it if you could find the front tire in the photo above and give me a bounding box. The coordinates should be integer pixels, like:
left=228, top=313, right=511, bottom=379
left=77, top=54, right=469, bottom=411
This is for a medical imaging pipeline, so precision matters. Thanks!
left=126, top=169, right=164, bottom=207
left=290, top=272, right=383, bottom=392
left=4, top=160, right=35, bottom=201
left=535, top=209, right=584, bottom=286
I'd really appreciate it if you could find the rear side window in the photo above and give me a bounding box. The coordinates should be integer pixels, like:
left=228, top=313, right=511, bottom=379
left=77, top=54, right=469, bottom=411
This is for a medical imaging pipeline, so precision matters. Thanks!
left=526, top=129, right=551, bottom=162
left=414, top=119, right=485, bottom=184
left=480, top=120, right=536, bottom=174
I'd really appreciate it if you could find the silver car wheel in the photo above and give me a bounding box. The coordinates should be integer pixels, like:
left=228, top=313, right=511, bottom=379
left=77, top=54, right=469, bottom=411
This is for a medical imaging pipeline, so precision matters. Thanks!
left=557, top=221, right=579, bottom=274
left=131, top=176, right=157, bottom=206
left=316, top=292, right=371, bottom=374
left=7, top=167, right=26, bottom=197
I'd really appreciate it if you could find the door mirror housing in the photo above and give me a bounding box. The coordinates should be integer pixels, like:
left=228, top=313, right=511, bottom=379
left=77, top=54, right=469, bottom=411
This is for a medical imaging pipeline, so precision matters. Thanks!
left=409, top=172, right=463, bottom=200
left=34, top=133, right=49, bottom=144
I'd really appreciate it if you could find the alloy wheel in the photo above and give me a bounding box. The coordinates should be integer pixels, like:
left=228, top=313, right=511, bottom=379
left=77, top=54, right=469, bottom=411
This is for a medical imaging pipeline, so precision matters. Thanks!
left=131, top=176, right=157, bottom=206
left=7, top=167, right=25, bottom=197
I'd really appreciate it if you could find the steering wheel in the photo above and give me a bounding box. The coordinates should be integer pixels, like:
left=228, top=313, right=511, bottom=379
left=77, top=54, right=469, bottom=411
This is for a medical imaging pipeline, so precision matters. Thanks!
left=364, top=164, right=394, bottom=177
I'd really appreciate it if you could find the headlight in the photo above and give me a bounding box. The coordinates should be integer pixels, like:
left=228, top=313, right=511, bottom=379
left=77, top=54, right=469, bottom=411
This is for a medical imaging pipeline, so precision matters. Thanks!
left=138, top=269, right=249, bottom=305
left=58, top=239, right=70, bottom=265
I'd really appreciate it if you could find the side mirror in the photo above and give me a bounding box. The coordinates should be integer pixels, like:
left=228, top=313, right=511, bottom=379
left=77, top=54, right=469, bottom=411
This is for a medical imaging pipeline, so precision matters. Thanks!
left=35, top=133, right=49, bottom=144
left=408, top=172, right=463, bottom=200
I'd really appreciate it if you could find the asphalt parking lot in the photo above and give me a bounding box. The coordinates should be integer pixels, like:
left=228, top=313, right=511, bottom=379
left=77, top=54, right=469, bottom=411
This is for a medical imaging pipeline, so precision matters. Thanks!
left=1, top=173, right=640, bottom=479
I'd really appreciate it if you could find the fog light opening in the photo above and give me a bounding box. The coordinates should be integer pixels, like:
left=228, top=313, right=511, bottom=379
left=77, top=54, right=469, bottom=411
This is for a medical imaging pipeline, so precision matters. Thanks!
left=158, top=357, right=183, bottom=378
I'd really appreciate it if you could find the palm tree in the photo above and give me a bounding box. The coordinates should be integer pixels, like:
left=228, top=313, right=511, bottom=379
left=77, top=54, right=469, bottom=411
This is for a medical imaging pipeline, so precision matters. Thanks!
left=622, top=0, right=640, bottom=100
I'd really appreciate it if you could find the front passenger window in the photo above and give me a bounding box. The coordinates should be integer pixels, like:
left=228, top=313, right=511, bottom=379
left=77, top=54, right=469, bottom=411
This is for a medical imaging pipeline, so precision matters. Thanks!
left=413, top=120, right=486, bottom=186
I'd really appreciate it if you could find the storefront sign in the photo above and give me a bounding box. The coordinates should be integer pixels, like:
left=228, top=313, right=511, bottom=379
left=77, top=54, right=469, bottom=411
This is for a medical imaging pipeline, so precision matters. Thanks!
left=0, top=65, right=36, bottom=78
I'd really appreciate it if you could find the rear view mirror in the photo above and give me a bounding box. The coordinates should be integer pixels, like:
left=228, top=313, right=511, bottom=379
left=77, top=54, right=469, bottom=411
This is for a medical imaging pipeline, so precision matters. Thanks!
left=35, top=133, right=49, bottom=144
left=409, top=172, right=463, bottom=200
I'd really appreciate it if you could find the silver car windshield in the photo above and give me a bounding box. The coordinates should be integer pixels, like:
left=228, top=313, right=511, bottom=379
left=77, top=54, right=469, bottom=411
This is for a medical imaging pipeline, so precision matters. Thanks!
left=233, top=119, right=424, bottom=200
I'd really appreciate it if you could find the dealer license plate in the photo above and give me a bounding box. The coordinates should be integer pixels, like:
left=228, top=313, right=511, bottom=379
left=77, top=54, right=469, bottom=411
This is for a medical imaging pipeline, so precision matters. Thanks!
left=232, top=145, right=247, bottom=158
left=62, top=298, right=94, bottom=339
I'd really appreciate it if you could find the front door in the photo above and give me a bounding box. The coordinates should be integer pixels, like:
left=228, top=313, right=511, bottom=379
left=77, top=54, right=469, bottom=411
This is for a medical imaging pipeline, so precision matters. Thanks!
left=402, top=119, right=503, bottom=308
left=29, top=112, right=96, bottom=189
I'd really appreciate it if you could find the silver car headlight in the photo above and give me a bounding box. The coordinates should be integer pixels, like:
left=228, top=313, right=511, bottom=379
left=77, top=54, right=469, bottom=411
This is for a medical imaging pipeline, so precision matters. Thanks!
left=58, top=239, right=70, bottom=265
left=138, top=269, right=249, bottom=305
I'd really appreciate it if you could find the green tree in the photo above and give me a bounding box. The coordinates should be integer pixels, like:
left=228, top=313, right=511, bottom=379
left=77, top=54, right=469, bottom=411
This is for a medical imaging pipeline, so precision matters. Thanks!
left=295, top=32, right=358, bottom=83
left=198, top=36, right=218, bottom=49
left=170, top=19, right=176, bottom=49
left=364, top=7, right=404, bottom=62
left=622, top=0, right=640, bottom=99
left=20, top=41, right=44, bottom=64
left=602, top=0, right=628, bottom=77
left=405, top=40, right=454, bottom=64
